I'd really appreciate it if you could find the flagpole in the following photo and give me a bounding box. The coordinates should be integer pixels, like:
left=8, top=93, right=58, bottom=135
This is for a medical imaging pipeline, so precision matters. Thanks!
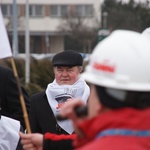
left=10, top=57, right=31, bottom=133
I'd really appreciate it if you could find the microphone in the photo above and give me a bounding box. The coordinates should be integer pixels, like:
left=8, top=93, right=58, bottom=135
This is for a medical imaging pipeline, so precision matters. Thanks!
left=56, top=105, right=88, bottom=121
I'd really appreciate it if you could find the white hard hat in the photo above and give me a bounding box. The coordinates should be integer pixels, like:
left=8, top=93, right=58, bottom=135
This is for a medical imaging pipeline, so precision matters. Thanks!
left=142, top=27, right=150, bottom=40
left=82, top=30, right=150, bottom=91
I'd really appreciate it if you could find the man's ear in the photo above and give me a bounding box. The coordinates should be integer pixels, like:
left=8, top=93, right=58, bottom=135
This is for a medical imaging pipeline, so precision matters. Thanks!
left=98, top=102, right=111, bottom=114
left=79, top=66, right=83, bottom=73
left=53, top=67, right=56, bottom=72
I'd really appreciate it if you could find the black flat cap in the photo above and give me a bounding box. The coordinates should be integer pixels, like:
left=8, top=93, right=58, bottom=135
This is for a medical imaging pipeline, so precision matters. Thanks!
left=52, top=50, right=83, bottom=66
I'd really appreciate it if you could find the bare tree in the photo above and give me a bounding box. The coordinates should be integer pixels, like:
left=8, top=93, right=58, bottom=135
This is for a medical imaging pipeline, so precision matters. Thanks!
left=58, top=13, right=100, bottom=53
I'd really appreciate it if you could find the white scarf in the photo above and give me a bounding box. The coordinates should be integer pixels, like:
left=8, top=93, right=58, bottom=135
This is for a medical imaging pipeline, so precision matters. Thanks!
left=0, top=116, right=20, bottom=150
left=46, top=77, right=90, bottom=134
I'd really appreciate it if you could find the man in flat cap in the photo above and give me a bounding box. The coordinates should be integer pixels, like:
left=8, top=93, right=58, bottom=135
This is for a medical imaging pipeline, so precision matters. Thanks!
left=29, top=50, right=90, bottom=136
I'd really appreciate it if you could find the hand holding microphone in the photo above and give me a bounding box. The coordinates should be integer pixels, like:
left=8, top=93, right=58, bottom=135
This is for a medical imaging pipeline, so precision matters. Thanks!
left=56, top=105, right=88, bottom=121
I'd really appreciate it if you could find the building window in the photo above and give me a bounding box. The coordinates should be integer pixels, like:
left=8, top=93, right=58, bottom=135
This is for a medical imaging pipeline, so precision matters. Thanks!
left=1, top=4, right=20, bottom=17
left=85, top=5, right=93, bottom=17
left=50, top=5, right=68, bottom=17
left=75, top=5, right=93, bottom=17
left=61, top=5, right=68, bottom=16
left=50, top=5, right=58, bottom=16
left=29, top=5, right=44, bottom=17
left=1, top=4, right=12, bottom=16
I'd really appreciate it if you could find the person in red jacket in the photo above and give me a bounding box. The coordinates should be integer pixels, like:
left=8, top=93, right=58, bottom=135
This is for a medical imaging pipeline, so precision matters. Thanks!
left=20, top=29, right=150, bottom=150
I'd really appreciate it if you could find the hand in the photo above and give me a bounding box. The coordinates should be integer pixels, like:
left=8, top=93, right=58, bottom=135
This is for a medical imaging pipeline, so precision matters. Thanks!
left=59, top=99, right=87, bottom=137
left=19, top=132, right=43, bottom=150
left=60, top=99, right=85, bottom=122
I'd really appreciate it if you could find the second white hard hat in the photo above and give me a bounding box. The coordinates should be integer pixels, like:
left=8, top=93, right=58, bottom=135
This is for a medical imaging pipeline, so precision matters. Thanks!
left=142, top=27, right=150, bottom=40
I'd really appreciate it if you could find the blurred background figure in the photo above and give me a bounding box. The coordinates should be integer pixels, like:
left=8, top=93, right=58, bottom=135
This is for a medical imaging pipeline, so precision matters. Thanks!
left=0, top=66, right=30, bottom=130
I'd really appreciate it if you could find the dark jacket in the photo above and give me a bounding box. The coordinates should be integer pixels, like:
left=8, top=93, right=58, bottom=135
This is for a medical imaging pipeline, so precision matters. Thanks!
left=29, top=91, right=68, bottom=135
left=0, top=66, right=30, bottom=129
left=29, top=91, right=75, bottom=150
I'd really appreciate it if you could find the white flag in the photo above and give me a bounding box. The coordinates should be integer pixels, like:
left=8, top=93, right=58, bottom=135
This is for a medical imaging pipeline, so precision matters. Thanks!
left=0, top=7, right=12, bottom=59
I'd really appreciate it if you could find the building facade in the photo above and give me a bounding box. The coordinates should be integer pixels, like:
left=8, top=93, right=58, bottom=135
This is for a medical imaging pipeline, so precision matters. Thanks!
left=1, top=0, right=103, bottom=54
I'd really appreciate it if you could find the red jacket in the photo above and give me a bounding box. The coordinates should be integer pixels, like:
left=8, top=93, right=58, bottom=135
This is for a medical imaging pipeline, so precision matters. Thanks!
left=74, top=108, right=150, bottom=150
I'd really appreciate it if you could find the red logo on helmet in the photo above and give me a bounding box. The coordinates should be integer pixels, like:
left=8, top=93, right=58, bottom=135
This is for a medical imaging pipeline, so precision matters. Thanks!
left=93, top=60, right=115, bottom=73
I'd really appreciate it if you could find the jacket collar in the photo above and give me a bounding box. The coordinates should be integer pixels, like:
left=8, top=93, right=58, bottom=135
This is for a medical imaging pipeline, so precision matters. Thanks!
left=77, top=107, right=150, bottom=140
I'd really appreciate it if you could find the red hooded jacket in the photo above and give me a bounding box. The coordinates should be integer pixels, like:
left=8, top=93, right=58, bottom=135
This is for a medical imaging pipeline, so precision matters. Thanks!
left=74, top=108, right=150, bottom=150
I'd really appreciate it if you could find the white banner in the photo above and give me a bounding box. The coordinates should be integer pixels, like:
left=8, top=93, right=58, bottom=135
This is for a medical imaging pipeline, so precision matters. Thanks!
left=0, top=7, right=12, bottom=59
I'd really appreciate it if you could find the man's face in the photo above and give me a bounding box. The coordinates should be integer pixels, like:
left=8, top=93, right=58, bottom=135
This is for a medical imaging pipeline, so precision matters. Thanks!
left=54, top=66, right=81, bottom=85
